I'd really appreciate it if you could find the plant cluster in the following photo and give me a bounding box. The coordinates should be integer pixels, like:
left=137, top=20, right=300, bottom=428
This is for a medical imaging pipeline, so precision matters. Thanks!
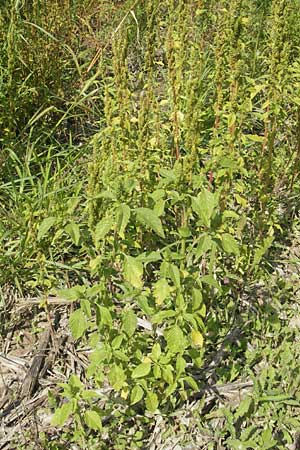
left=1, top=0, right=300, bottom=449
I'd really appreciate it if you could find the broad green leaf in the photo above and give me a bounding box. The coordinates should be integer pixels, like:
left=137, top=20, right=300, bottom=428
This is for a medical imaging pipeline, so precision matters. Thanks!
left=151, top=310, right=176, bottom=324
left=116, top=204, right=131, bottom=238
left=65, top=221, right=80, bottom=246
left=191, top=329, right=204, bottom=348
left=191, top=189, right=218, bottom=227
left=150, top=343, right=161, bottom=361
left=58, top=285, right=85, bottom=301
left=124, top=256, right=143, bottom=289
left=153, top=278, right=171, bottom=305
left=192, top=288, right=203, bottom=311
left=130, top=385, right=144, bottom=405
left=69, top=374, right=83, bottom=390
left=51, top=400, right=74, bottom=426
left=84, top=409, right=102, bottom=431
left=136, top=207, right=165, bottom=238
left=178, top=226, right=191, bottom=238
left=153, top=365, right=161, bottom=379
left=153, top=199, right=165, bottom=217
left=221, top=233, right=240, bottom=256
left=114, top=350, right=129, bottom=362
left=122, top=310, right=137, bottom=337
left=201, top=275, right=220, bottom=290
left=132, top=362, right=151, bottom=379
left=69, top=309, right=88, bottom=339
left=108, top=365, right=126, bottom=391
left=95, top=216, right=114, bottom=244
left=164, top=325, right=186, bottom=353
left=162, top=365, right=173, bottom=385
left=176, top=356, right=186, bottom=376
left=145, top=392, right=158, bottom=413
left=195, top=234, right=212, bottom=260
left=184, top=376, right=199, bottom=391
left=98, top=305, right=112, bottom=327
left=168, top=264, right=181, bottom=289
left=38, top=217, right=56, bottom=240
left=81, top=390, right=100, bottom=400
left=137, top=251, right=161, bottom=263
left=112, top=335, right=123, bottom=349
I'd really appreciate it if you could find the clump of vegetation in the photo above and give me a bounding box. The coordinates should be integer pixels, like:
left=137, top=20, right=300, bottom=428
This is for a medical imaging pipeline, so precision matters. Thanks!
left=1, top=0, right=300, bottom=449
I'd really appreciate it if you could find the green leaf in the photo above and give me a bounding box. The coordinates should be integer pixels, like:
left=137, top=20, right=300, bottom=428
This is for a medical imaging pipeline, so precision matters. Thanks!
left=84, top=409, right=102, bottom=431
left=38, top=217, right=56, bottom=240
left=176, top=356, right=186, bottom=376
left=164, top=325, right=186, bottom=353
left=235, top=396, right=254, bottom=420
left=132, top=362, right=151, bottom=379
left=191, top=329, right=204, bottom=347
left=261, top=429, right=277, bottom=450
left=150, top=343, right=161, bottom=361
left=108, top=365, right=126, bottom=391
left=122, top=310, right=137, bottom=337
left=136, top=207, right=165, bottom=238
left=153, top=278, right=171, bottom=305
left=151, top=310, right=176, bottom=324
left=145, top=392, right=158, bottom=413
left=130, top=385, right=144, bottom=405
left=191, top=189, right=218, bottom=227
left=153, top=199, right=165, bottom=217
left=201, top=275, right=220, bottom=290
left=184, top=376, right=199, bottom=391
left=65, top=221, right=80, bottom=246
left=195, top=234, right=212, bottom=260
left=162, top=365, right=174, bottom=385
left=168, top=264, right=181, bottom=289
left=192, top=288, right=203, bottom=311
left=69, top=309, right=88, bottom=339
left=221, top=233, right=240, bottom=256
left=124, top=256, right=143, bottom=289
left=95, top=216, right=114, bottom=244
left=116, top=204, right=131, bottom=238
left=51, top=400, right=74, bottom=426
left=98, top=305, right=112, bottom=327
left=58, top=285, right=86, bottom=301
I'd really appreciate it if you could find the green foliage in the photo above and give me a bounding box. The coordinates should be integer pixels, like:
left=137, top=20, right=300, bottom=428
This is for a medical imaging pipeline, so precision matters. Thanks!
left=1, top=0, right=300, bottom=448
